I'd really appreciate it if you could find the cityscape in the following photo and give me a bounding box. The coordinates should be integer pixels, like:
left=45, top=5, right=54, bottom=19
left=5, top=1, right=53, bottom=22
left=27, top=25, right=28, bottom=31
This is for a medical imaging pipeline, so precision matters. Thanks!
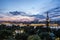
left=0, top=0, right=60, bottom=40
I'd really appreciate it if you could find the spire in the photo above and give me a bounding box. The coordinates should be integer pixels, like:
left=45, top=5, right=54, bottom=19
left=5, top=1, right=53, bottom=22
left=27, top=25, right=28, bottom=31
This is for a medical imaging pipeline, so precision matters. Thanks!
left=46, top=12, right=49, bottom=27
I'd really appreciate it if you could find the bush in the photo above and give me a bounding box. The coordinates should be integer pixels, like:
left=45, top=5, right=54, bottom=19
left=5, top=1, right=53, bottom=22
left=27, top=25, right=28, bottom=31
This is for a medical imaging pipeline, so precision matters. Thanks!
left=27, top=35, right=41, bottom=40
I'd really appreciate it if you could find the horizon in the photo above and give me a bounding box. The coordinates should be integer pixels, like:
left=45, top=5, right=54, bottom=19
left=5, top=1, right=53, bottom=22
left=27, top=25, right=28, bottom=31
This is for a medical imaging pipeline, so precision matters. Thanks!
left=0, top=0, right=60, bottom=22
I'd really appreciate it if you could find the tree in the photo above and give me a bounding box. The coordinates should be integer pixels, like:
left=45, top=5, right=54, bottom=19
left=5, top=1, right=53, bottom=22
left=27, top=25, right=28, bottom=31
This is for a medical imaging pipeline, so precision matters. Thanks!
left=39, top=32, right=50, bottom=40
left=27, top=35, right=41, bottom=40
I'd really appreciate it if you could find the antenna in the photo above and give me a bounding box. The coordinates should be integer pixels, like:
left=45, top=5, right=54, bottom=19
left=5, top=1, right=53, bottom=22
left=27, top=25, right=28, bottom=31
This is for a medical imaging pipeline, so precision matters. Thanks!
left=46, top=12, right=49, bottom=27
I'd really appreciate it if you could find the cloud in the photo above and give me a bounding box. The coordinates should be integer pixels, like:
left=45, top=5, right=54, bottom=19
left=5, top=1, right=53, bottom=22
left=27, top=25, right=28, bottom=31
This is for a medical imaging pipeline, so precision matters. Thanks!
left=0, top=12, right=36, bottom=22
left=51, top=16, right=60, bottom=19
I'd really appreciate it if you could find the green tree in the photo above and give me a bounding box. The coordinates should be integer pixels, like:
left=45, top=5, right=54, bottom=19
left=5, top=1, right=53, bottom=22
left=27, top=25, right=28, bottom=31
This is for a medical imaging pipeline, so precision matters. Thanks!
left=27, top=35, right=41, bottom=40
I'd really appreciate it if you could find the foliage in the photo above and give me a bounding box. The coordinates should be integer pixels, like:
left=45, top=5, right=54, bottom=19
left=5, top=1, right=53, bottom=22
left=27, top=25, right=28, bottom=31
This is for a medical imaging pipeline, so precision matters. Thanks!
left=27, top=35, right=41, bottom=40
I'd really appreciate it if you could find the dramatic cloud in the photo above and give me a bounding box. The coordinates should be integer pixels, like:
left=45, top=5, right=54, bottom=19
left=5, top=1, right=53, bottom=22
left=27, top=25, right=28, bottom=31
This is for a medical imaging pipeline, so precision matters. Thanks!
left=0, top=12, right=36, bottom=22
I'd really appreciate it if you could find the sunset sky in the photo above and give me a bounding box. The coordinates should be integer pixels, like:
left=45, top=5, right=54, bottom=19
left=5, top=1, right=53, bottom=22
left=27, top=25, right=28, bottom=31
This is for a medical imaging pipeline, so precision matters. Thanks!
left=0, top=0, right=60, bottom=22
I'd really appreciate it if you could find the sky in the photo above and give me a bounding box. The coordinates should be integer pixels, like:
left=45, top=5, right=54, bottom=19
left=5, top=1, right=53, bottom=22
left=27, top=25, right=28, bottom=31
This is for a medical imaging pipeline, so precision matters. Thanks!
left=0, top=0, right=60, bottom=22
left=0, top=0, right=60, bottom=15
